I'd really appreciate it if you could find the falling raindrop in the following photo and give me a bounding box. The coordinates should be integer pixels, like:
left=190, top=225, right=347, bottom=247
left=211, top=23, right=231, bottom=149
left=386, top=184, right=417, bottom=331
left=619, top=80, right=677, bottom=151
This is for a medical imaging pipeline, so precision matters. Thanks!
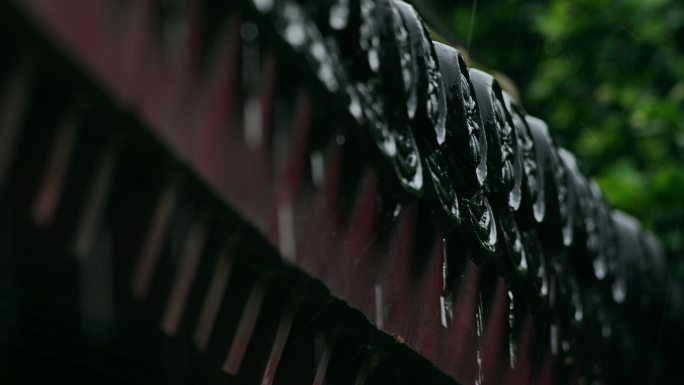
left=440, top=238, right=454, bottom=328
left=507, top=289, right=517, bottom=368
left=475, top=292, right=484, bottom=385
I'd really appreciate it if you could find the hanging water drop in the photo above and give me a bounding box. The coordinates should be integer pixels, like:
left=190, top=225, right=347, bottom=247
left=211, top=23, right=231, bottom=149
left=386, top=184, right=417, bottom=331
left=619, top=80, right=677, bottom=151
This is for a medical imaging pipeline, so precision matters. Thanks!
left=329, top=0, right=350, bottom=30
left=252, top=0, right=274, bottom=13
left=593, top=256, right=607, bottom=280
left=612, top=279, right=627, bottom=304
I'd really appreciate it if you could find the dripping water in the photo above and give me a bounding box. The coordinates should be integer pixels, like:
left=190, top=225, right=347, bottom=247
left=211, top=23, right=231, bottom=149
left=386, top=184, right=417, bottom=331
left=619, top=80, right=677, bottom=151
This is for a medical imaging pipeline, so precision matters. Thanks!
left=475, top=292, right=484, bottom=385
left=508, top=289, right=517, bottom=368
left=440, top=238, right=453, bottom=328
left=612, top=278, right=627, bottom=304
left=252, top=0, right=274, bottom=13
left=329, top=0, right=350, bottom=30
left=593, top=255, right=607, bottom=280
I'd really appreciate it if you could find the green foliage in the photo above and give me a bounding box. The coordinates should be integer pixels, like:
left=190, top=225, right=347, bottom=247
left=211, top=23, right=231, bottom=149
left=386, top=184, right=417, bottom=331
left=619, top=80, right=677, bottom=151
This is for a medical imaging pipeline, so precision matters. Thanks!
left=440, top=0, right=684, bottom=260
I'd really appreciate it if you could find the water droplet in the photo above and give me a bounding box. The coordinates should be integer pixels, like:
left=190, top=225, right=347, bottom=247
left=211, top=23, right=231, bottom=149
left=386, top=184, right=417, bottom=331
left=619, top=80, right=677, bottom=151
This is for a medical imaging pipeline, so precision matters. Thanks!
left=555, top=158, right=575, bottom=247
left=507, top=289, right=517, bottom=368
left=593, top=256, right=607, bottom=280
left=612, top=279, right=627, bottom=304
left=282, top=5, right=306, bottom=46
left=571, top=280, right=584, bottom=323
left=252, top=0, right=274, bottom=13
left=475, top=292, right=484, bottom=385
left=392, top=204, right=402, bottom=219
left=329, top=0, right=350, bottom=30
left=348, top=92, right=363, bottom=121
left=440, top=294, right=453, bottom=328
left=440, top=238, right=454, bottom=328
left=368, top=48, right=380, bottom=72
